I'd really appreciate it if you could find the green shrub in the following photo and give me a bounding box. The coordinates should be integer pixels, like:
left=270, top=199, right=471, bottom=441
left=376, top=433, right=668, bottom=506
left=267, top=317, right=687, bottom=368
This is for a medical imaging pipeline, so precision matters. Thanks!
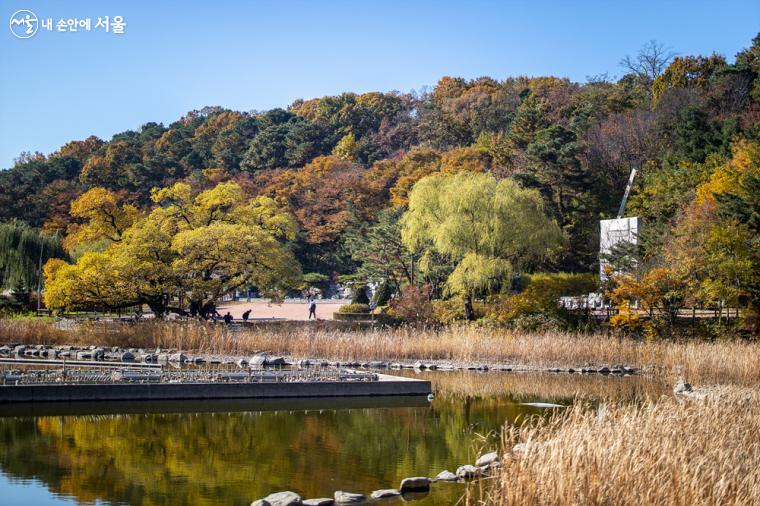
left=491, top=273, right=597, bottom=318
left=431, top=298, right=463, bottom=324
left=338, top=303, right=371, bottom=314
left=429, top=273, right=598, bottom=327
left=509, top=313, right=563, bottom=332
left=431, top=296, right=488, bottom=324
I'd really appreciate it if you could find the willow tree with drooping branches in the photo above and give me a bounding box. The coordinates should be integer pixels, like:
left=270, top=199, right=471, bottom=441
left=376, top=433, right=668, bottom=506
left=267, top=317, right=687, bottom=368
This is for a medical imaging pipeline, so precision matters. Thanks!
left=401, top=172, right=565, bottom=320
left=0, top=220, right=67, bottom=292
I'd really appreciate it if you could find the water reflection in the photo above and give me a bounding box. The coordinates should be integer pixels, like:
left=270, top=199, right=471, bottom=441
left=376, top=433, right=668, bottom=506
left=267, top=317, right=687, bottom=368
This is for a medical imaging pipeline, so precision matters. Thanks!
left=0, top=371, right=665, bottom=505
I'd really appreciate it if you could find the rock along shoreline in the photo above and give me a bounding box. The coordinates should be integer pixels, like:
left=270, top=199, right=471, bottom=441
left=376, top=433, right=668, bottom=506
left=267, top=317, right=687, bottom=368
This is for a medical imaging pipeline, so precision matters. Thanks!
left=0, top=343, right=639, bottom=377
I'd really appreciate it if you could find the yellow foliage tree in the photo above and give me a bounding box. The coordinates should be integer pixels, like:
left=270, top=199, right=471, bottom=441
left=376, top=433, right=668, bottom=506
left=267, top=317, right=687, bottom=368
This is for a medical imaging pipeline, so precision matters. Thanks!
left=45, top=181, right=301, bottom=316
left=63, top=188, right=140, bottom=251
left=666, top=139, right=759, bottom=322
left=608, top=267, right=689, bottom=335
left=695, top=139, right=760, bottom=205
left=332, top=132, right=359, bottom=161
left=149, top=180, right=300, bottom=310
left=43, top=253, right=127, bottom=311
left=652, top=54, right=726, bottom=103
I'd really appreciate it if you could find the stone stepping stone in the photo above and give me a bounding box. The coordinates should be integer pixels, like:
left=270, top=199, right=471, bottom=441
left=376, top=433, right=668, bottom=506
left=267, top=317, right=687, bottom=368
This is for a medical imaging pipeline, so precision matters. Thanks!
left=334, top=491, right=366, bottom=504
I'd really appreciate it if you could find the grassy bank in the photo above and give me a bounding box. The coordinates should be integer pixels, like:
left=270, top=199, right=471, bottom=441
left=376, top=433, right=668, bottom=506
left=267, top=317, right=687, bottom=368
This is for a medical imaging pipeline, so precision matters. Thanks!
left=471, top=389, right=759, bottom=506
left=1, top=318, right=758, bottom=385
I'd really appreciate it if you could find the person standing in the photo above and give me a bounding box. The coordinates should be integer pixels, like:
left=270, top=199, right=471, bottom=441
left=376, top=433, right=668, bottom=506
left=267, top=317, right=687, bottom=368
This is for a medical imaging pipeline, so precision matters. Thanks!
left=308, top=298, right=317, bottom=320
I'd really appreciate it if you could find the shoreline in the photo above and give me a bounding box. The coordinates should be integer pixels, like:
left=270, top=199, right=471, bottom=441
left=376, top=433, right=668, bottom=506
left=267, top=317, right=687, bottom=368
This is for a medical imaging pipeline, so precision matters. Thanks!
left=1, top=343, right=641, bottom=377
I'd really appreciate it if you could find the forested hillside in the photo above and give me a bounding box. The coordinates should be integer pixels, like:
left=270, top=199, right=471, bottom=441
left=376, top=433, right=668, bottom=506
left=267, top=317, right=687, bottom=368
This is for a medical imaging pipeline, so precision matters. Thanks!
left=1, top=37, right=758, bottom=313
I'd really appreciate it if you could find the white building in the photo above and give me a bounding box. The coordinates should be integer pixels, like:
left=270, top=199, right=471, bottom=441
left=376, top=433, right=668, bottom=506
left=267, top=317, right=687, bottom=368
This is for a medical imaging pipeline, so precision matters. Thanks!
left=599, top=217, right=641, bottom=279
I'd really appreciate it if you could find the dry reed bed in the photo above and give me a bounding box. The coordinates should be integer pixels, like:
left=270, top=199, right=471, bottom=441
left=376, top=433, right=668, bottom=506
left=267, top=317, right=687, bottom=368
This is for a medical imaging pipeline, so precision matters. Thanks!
left=473, top=390, right=760, bottom=506
left=426, top=371, right=669, bottom=402
left=1, top=319, right=758, bottom=385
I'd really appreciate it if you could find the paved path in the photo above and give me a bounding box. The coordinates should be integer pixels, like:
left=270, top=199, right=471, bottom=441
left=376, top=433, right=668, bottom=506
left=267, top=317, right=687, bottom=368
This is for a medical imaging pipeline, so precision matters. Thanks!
left=217, top=300, right=347, bottom=321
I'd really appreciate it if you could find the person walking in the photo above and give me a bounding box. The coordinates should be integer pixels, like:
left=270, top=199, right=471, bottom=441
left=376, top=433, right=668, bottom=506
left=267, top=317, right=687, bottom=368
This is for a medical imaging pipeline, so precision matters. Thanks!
left=308, top=298, right=317, bottom=320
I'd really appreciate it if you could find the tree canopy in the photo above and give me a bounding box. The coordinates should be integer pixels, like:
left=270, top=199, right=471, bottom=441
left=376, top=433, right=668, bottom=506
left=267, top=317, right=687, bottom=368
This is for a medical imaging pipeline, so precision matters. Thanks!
left=402, top=172, right=565, bottom=317
left=43, top=182, right=300, bottom=315
left=1, top=34, right=759, bottom=329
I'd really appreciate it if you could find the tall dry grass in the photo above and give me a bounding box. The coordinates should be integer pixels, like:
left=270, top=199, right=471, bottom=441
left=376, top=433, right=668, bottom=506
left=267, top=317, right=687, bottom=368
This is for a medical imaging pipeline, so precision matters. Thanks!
left=426, top=370, right=669, bottom=402
left=473, top=390, right=760, bottom=505
left=0, top=319, right=242, bottom=352
left=1, top=319, right=758, bottom=385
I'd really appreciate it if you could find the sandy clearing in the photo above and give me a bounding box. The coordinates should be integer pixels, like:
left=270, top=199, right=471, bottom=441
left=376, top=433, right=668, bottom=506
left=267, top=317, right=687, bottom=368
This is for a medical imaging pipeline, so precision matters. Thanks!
left=216, top=300, right=347, bottom=321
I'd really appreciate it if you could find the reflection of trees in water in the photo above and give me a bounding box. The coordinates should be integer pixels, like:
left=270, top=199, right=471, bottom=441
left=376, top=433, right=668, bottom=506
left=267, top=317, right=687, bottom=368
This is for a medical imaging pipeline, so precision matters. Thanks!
left=0, top=396, right=527, bottom=506
left=0, top=373, right=662, bottom=505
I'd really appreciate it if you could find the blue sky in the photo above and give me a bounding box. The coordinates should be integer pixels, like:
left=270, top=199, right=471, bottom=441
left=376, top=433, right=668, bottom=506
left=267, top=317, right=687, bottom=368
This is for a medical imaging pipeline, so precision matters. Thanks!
left=1, top=0, right=759, bottom=168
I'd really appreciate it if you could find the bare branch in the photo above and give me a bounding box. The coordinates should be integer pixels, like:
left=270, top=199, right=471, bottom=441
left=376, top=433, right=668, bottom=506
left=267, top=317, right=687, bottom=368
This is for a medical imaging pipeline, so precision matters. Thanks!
left=620, top=40, right=677, bottom=84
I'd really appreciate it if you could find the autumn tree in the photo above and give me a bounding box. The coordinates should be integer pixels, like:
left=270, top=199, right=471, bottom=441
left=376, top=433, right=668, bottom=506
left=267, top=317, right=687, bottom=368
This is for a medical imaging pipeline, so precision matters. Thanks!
left=387, top=145, right=492, bottom=207
left=663, top=139, right=760, bottom=330
left=43, top=253, right=124, bottom=312
left=54, top=136, right=105, bottom=162
left=608, top=267, right=689, bottom=335
left=149, top=181, right=301, bottom=309
left=652, top=54, right=727, bottom=103
left=44, top=181, right=301, bottom=316
left=275, top=158, right=390, bottom=273
left=63, top=188, right=140, bottom=251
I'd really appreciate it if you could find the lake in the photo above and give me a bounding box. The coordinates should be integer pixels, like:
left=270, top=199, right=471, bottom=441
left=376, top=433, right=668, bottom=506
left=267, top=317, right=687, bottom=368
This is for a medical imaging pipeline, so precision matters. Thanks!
left=0, top=371, right=666, bottom=505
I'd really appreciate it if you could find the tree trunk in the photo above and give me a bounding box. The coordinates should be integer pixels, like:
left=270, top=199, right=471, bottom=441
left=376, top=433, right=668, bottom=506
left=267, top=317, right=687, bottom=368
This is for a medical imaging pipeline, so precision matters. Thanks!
left=147, top=300, right=166, bottom=319
left=463, top=294, right=475, bottom=321
left=201, top=299, right=217, bottom=320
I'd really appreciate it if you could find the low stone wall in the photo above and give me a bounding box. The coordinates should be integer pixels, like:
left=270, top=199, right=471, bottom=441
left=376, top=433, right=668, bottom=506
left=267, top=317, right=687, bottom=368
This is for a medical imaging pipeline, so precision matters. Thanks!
left=0, top=374, right=431, bottom=404
left=332, top=312, right=397, bottom=325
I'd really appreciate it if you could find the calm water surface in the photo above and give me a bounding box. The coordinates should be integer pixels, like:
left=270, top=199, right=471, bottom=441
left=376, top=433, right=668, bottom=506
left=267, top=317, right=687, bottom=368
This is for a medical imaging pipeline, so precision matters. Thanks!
left=0, top=371, right=666, bottom=505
